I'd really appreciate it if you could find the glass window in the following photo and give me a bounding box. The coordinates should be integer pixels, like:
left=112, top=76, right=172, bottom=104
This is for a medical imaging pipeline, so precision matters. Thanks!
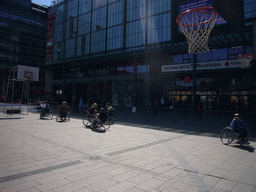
left=54, top=23, right=63, bottom=42
left=148, top=0, right=171, bottom=16
left=107, top=25, right=124, bottom=50
left=93, top=0, right=107, bottom=9
left=78, top=13, right=91, bottom=35
left=92, top=7, right=107, bottom=31
left=108, top=0, right=124, bottom=27
left=137, top=65, right=149, bottom=73
left=197, top=51, right=211, bottom=62
left=65, top=39, right=75, bottom=58
left=79, top=0, right=91, bottom=15
left=173, top=54, right=182, bottom=64
left=229, top=46, right=243, bottom=55
left=91, top=30, right=106, bottom=53
left=78, top=34, right=90, bottom=56
left=212, top=48, right=228, bottom=60
left=147, top=12, right=171, bottom=44
left=125, top=19, right=146, bottom=48
left=244, top=0, right=256, bottom=19
left=126, top=0, right=146, bottom=22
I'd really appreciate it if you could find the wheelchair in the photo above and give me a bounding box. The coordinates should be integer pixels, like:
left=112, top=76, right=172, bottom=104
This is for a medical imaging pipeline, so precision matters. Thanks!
left=56, top=111, right=70, bottom=122
left=40, top=108, right=53, bottom=120
left=105, top=111, right=116, bottom=125
left=220, top=127, right=250, bottom=147
left=83, top=114, right=110, bottom=132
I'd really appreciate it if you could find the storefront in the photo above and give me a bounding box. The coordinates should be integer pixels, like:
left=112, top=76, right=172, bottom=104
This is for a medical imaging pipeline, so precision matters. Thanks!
left=159, top=59, right=256, bottom=111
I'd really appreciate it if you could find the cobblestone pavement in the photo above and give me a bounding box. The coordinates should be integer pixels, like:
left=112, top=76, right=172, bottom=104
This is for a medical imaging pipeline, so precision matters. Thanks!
left=0, top=110, right=255, bottom=192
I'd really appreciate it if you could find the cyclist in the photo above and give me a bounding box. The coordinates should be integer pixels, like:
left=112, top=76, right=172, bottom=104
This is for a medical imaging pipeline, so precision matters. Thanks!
left=58, top=101, right=70, bottom=120
left=230, top=113, right=249, bottom=144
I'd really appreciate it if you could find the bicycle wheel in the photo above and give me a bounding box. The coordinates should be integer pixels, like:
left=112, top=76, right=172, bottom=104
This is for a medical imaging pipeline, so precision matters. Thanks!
left=220, top=127, right=234, bottom=145
left=83, top=115, right=91, bottom=127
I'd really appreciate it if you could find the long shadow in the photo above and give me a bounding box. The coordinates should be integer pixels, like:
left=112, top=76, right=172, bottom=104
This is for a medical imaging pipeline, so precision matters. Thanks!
left=113, top=108, right=256, bottom=142
left=0, top=117, right=22, bottom=120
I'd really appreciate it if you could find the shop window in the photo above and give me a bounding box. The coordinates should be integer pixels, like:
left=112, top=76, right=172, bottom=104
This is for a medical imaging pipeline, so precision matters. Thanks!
left=183, top=53, right=193, bottom=63
left=173, top=54, right=182, bottom=64
left=212, top=48, right=227, bottom=60
left=197, top=51, right=211, bottom=62
left=137, top=65, right=149, bottom=73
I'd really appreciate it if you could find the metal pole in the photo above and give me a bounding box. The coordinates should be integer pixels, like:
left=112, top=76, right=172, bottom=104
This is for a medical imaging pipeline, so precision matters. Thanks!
left=193, top=53, right=197, bottom=110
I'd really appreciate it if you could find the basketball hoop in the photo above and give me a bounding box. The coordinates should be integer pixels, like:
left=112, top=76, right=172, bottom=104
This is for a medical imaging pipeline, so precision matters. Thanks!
left=237, top=54, right=253, bottom=68
left=26, top=76, right=32, bottom=81
left=176, top=7, right=222, bottom=54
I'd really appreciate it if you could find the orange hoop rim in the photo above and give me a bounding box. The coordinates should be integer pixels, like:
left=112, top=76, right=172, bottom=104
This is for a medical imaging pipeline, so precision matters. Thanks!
left=176, top=7, right=223, bottom=27
left=237, top=54, right=253, bottom=59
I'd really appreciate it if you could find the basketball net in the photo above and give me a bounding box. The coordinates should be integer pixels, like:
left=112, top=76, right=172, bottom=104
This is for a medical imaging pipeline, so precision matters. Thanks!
left=237, top=54, right=253, bottom=68
left=176, top=7, right=221, bottom=54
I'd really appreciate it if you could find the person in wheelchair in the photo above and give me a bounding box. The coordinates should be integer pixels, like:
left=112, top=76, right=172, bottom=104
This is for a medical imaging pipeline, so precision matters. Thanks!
left=40, top=101, right=50, bottom=118
left=92, top=108, right=108, bottom=128
left=106, top=102, right=115, bottom=116
left=58, top=101, right=70, bottom=120
left=230, top=113, right=249, bottom=144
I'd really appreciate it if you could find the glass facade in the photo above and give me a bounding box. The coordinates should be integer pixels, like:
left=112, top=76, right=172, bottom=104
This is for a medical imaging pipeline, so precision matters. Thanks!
left=48, top=0, right=255, bottom=109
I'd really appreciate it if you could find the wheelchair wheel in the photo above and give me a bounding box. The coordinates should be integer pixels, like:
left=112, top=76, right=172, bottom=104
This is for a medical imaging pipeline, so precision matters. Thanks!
left=220, top=127, right=234, bottom=145
left=83, top=114, right=91, bottom=127
left=47, top=113, right=53, bottom=120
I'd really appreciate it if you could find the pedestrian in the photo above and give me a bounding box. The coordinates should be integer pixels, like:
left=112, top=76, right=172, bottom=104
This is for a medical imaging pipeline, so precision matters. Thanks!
left=161, top=97, right=165, bottom=109
left=79, top=97, right=84, bottom=113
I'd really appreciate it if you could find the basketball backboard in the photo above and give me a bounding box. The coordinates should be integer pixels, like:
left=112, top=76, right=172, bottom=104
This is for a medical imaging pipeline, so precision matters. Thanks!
left=17, top=65, right=39, bottom=81
left=212, top=0, right=244, bottom=36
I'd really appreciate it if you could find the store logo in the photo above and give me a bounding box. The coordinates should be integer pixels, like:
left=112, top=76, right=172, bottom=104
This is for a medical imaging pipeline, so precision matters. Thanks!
left=196, top=76, right=215, bottom=83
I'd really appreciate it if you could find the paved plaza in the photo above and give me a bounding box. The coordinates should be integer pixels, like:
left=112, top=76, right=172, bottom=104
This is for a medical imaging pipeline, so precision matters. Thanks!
left=0, top=109, right=256, bottom=192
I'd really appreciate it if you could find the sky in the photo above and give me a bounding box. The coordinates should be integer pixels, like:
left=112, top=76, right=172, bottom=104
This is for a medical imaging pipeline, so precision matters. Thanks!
left=32, top=0, right=53, bottom=7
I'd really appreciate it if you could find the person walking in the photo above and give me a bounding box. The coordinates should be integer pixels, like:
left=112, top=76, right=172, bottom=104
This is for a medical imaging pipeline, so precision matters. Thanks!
left=79, top=97, right=84, bottom=113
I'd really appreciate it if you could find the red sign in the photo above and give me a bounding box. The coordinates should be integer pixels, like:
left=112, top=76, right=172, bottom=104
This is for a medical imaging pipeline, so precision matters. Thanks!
left=184, top=76, right=191, bottom=83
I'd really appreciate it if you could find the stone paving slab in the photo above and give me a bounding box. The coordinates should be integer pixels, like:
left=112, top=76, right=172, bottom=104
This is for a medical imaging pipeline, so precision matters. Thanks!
left=0, top=112, right=256, bottom=192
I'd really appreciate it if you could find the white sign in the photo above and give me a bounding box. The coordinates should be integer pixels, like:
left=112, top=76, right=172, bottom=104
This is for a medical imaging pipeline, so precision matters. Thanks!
left=162, top=59, right=241, bottom=72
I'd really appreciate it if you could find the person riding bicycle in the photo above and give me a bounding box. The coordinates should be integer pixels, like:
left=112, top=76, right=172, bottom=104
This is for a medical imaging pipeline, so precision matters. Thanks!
left=106, top=102, right=115, bottom=116
left=230, top=113, right=249, bottom=144
left=58, top=101, right=70, bottom=120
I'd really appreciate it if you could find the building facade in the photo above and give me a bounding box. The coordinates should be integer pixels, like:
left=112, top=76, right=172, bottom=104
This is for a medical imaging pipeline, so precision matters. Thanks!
left=45, top=0, right=256, bottom=111
left=0, top=0, right=48, bottom=100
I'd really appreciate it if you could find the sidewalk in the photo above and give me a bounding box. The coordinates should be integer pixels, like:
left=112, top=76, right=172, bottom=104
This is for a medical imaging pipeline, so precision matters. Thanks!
left=0, top=112, right=255, bottom=192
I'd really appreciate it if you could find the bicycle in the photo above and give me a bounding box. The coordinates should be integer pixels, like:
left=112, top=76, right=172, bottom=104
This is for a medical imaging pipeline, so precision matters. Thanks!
left=220, top=127, right=250, bottom=147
